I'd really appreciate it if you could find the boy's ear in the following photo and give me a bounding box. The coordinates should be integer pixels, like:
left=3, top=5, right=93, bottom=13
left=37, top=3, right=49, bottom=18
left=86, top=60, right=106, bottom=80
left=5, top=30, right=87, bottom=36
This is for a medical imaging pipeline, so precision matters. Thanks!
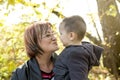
left=69, top=32, right=76, bottom=40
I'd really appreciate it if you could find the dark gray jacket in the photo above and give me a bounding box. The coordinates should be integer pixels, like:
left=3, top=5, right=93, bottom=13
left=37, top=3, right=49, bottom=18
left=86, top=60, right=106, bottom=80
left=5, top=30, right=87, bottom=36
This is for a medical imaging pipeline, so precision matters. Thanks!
left=54, top=41, right=104, bottom=80
left=10, top=54, right=57, bottom=80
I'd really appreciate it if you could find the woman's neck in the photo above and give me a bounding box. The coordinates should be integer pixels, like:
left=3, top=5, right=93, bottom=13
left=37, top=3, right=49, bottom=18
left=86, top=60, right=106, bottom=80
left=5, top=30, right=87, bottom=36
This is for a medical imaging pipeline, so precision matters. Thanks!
left=35, top=53, right=53, bottom=73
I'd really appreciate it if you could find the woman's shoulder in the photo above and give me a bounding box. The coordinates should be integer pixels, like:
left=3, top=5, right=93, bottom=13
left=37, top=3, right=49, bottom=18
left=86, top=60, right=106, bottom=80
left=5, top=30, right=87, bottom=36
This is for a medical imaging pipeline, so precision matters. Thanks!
left=10, top=61, right=29, bottom=80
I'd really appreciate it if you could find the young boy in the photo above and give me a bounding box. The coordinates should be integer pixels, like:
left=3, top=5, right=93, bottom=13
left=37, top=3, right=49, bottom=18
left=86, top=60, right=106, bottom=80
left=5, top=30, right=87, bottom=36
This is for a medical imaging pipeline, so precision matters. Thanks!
left=53, top=15, right=104, bottom=80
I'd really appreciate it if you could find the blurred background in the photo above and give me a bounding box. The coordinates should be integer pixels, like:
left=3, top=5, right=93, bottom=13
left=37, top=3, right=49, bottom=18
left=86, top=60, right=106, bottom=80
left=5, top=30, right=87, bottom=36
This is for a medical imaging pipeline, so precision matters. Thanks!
left=0, top=0, right=120, bottom=80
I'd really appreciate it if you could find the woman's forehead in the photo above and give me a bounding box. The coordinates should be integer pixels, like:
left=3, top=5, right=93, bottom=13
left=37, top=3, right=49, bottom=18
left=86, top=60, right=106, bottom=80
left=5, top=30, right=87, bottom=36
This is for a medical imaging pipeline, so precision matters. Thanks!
left=43, top=27, right=53, bottom=33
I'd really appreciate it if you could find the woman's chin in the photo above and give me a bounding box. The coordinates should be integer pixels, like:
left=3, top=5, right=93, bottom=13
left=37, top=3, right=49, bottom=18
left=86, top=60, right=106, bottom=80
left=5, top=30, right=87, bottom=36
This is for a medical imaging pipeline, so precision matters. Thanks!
left=54, top=46, right=59, bottom=51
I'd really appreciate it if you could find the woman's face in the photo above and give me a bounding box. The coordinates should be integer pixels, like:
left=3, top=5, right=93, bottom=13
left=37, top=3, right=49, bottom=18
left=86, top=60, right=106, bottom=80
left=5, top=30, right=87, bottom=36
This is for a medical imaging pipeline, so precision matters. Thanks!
left=40, top=28, right=59, bottom=53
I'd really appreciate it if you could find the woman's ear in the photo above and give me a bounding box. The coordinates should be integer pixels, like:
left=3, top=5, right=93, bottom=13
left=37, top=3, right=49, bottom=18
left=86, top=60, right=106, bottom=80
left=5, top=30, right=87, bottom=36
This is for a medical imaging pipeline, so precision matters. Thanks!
left=69, top=32, right=76, bottom=40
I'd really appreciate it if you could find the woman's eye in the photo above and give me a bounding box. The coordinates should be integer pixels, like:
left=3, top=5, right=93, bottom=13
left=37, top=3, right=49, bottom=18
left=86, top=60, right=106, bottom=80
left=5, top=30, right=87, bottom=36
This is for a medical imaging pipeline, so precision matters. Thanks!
left=46, top=34, right=51, bottom=37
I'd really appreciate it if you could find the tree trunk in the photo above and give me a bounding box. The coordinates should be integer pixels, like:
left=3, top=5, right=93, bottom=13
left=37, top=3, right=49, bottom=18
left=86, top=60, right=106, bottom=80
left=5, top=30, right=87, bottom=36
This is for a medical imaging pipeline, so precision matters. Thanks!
left=96, top=0, right=120, bottom=79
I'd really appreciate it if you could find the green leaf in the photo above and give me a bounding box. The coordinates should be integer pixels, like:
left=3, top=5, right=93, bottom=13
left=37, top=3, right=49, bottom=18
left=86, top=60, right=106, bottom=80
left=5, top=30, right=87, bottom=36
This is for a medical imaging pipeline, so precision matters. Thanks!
left=7, top=0, right=15, bottom=7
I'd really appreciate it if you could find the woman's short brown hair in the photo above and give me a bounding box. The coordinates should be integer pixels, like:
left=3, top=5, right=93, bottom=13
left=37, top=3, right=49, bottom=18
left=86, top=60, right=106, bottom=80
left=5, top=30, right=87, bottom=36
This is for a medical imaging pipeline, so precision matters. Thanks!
left=24, top=21, right=52, bottom=58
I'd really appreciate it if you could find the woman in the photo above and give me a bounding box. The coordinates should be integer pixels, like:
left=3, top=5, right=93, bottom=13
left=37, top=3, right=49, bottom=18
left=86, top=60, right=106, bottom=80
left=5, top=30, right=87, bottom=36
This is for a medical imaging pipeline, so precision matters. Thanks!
left=10, top=21, right=59, bottom=80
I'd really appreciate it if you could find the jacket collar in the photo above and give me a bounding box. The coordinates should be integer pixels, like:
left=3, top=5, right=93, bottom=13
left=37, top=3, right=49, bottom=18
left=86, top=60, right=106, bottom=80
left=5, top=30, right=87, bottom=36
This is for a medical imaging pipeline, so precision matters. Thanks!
left=27, top=53, right=58, bottom=80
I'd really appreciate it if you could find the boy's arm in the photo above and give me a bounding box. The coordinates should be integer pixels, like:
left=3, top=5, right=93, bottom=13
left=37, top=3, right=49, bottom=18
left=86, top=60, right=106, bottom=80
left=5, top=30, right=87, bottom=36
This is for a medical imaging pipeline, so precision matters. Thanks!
left=67, top=50, right=89, bottom=80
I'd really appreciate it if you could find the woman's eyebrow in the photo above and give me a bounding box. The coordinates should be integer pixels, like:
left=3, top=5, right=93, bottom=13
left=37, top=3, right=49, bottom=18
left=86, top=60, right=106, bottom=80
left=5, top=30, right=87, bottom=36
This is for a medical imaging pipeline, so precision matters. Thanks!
left=46, top=31, right=51, bottom=34
left=47, top=31, right=54, bottom=33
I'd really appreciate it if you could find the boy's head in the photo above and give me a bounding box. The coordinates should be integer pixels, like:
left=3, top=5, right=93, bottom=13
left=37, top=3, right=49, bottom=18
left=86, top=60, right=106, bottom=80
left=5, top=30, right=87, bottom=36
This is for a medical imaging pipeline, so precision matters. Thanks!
left=59, top=15, right=86, bottom=47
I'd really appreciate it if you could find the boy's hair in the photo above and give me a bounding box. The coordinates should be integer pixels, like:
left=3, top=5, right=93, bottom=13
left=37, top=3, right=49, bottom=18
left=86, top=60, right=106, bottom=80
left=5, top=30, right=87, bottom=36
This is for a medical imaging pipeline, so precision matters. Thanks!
left=60, top=15, right=86, bottom=40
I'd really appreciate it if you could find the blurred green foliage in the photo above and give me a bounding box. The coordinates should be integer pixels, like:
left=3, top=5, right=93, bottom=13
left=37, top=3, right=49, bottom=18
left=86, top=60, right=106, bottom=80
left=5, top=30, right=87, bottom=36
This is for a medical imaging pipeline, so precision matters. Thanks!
left=0, top=23, right=29, bottom=80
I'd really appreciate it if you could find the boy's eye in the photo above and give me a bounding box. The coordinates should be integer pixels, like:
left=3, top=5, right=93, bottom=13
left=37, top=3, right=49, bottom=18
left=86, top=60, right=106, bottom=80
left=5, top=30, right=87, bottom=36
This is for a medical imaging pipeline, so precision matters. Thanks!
left=59, top=32, right=61, bottom=35
left=60, top=33, right=62, bottom=35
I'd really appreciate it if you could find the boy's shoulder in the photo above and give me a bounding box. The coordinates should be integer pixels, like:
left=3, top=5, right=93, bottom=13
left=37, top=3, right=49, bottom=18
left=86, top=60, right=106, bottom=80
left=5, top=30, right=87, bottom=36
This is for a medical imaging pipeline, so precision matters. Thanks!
left=60, top=45, right=88, bottom=57
left=65, top=45, right=86, bottom=52
left=65, top=45, right=83, bottom=50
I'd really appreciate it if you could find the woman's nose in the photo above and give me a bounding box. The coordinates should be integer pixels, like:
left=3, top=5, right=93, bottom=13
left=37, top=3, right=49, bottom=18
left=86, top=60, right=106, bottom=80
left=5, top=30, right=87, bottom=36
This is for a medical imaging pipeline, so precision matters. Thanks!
left=51, top=35, right=57, bottom=40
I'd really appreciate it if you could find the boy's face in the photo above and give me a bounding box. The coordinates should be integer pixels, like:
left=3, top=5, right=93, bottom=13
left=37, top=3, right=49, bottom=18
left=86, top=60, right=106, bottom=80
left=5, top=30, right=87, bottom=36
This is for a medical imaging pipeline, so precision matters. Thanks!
left=59, top=23, right=71, bottom=47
